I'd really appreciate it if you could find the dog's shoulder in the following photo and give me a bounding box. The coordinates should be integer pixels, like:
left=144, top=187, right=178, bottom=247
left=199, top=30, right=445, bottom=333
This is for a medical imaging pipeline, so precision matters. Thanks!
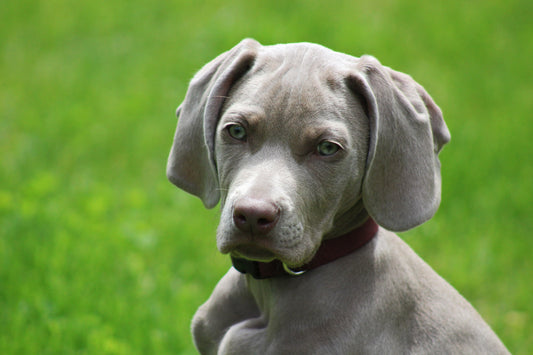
left=364, top=229, right=508, bottom=353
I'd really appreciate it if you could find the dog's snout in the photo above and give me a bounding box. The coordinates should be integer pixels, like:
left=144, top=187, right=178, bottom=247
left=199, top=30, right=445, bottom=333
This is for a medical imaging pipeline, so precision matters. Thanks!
left=233, top=198, right=280, bottom=235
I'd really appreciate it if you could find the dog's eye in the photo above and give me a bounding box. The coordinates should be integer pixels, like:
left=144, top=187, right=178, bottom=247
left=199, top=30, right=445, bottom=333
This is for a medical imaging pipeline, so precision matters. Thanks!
left=317, top=140, right=341, bottom=156
left=227, top=124, right=247, bottom=141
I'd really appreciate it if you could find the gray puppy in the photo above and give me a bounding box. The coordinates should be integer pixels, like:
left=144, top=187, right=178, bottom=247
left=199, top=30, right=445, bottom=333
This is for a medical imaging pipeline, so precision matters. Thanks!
left=167, top=39, right=509, bottom=354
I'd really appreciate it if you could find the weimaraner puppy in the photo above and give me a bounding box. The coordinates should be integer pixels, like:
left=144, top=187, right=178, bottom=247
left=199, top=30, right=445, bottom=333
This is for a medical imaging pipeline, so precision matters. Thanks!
left=167, top=39, right=509, bottom=354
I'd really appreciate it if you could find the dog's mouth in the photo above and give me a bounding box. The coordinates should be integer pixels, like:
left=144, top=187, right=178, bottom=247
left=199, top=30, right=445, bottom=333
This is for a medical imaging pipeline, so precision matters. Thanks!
left=230, top=244, right=277, bottom=263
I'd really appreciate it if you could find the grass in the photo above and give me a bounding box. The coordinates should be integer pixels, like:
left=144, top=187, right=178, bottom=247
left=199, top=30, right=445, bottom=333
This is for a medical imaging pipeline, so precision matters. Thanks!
left=1, top=0, right=531, bottom=353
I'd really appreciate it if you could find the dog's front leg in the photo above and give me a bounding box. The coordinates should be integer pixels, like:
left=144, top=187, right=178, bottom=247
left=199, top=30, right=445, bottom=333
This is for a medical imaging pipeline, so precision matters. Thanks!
left=192, top=268, right=260, bottom=354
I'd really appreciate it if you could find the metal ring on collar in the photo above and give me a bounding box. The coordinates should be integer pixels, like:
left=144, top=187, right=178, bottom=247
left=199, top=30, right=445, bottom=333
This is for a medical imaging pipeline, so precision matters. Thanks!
left=282, top=263, right=307, bottom=276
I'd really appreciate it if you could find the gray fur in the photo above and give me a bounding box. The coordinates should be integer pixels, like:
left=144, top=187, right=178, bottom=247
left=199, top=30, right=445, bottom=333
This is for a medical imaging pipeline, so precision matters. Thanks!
left=167, top=39, right=508, bottom=354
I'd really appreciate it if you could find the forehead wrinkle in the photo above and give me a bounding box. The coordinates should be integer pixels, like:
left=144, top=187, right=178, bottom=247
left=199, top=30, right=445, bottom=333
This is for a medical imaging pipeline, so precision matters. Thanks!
left=302, top=119, right=350, bottom=141
left=252, top=47, right=331, bottom=115
left=222, top=104, right=265, bottom=124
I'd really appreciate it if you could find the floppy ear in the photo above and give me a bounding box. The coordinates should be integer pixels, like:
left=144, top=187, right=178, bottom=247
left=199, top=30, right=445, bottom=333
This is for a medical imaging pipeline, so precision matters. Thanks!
left=348, top=55, right=451, bottom=231
left=166, top=39, right=261, bottom=208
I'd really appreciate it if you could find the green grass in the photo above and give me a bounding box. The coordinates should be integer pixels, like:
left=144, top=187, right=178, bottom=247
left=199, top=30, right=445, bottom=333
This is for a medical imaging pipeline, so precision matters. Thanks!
left=1, top=0, right=531, bottom=353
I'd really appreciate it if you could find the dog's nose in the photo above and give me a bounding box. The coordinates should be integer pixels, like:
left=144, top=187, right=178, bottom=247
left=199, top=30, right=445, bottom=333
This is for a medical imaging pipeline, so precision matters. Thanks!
left=233, top=198, right=280, bottom=235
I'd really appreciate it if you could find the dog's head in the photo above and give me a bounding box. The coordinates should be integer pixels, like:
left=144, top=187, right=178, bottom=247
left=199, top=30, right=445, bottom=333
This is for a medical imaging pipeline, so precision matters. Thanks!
left=167, top=39, right=450, bottom=268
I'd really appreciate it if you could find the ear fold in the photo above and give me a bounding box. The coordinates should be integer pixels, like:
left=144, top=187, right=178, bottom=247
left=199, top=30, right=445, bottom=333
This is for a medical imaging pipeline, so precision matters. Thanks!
left=348, top=55, right=451, bottom=231
left=166, top=39, right=261, bottom=208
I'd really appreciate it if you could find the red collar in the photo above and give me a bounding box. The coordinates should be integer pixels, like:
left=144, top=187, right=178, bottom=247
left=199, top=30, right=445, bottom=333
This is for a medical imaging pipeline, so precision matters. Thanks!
left=231, top=218, right=379, bottom=279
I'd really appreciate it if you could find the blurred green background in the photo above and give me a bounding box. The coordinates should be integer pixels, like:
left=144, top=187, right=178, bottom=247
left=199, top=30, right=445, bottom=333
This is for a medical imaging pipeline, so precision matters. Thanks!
left=1, top=0, right=531, bottom=353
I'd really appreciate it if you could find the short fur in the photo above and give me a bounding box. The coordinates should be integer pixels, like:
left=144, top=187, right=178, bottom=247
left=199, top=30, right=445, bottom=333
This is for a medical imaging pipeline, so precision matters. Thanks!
left=167, top=39, right=508, bottom=354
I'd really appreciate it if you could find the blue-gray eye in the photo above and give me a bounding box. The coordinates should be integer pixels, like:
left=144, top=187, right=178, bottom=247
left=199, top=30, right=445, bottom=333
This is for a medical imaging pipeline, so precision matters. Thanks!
left=317, top=140, right=341, bottom=156
left=227, top=124, right=247, bottom=141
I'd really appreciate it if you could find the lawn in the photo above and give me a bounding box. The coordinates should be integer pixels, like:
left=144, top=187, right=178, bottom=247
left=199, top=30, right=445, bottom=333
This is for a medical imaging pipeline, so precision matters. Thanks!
left=1, top=0, right=531, bottom=353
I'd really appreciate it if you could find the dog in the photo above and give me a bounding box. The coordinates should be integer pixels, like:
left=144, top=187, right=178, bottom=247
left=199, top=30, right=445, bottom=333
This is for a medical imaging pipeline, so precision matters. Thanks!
left=167, top=39, right=509, bottom=354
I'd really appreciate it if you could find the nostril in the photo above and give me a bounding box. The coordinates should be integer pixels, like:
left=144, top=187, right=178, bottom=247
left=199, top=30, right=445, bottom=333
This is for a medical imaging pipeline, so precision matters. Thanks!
left=235, top=213, right=247, bottom=224
left=258, top=218, right=272, bottom=226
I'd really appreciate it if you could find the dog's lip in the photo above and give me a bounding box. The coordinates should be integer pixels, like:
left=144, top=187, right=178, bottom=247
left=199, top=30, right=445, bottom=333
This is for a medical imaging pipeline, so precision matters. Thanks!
left=230, top=244, right=277, bottom=262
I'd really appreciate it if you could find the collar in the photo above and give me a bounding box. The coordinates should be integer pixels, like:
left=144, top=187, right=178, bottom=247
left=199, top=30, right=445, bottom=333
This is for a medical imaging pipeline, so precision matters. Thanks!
left=231, top=218, right=379, bottom=279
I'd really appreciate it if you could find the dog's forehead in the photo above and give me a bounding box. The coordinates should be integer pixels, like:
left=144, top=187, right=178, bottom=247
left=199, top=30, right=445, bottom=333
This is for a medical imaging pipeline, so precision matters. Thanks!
left=251, top=43, right=351, bottom=91
left=224, top=44, right=357, bottom=128
left=259, top=42, right=354, bottom=68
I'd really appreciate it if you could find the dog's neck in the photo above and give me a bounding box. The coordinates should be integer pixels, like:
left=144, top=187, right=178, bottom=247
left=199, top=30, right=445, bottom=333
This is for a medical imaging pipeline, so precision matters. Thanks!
left=326, top=199, right=369, bottom=240
left=231, top=215, right=378, bottom=279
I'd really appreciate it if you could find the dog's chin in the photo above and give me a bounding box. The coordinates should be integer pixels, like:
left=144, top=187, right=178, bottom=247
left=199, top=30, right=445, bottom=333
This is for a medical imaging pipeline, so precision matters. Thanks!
left=230, top=245, right=277, bottom=263
left=217, top=228, right=320, bottom=266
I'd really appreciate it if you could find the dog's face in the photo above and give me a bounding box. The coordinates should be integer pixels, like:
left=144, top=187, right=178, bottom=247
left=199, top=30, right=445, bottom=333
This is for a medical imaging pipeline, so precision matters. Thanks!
left=167, top=39, right=450, bottom=268
left=214, top=59, right=369, bottom=267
